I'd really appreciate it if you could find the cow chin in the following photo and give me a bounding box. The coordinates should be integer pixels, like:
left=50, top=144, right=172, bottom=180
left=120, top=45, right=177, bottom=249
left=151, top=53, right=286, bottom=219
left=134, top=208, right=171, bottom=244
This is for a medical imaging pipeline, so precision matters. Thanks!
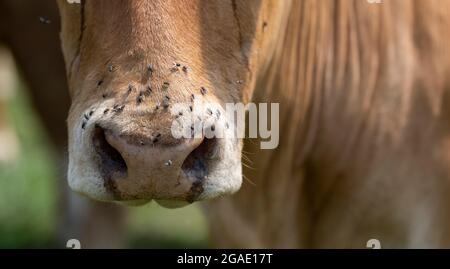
left=67, top=101, right=243, bottom=208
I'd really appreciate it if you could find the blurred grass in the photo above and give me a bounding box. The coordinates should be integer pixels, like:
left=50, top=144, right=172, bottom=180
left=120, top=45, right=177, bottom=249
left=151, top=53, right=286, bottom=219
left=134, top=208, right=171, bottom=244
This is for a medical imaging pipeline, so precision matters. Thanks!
left=0, top=78, right=57, bottom=248
left=0, top=73, right=208, bottom=249
left=127, top=202, right=208, bottom=248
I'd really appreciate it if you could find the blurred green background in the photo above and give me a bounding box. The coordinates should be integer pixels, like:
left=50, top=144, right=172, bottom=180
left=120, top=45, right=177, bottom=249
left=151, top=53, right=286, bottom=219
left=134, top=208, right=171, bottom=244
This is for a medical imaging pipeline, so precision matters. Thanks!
left=0, top=64, right=208, bottom=248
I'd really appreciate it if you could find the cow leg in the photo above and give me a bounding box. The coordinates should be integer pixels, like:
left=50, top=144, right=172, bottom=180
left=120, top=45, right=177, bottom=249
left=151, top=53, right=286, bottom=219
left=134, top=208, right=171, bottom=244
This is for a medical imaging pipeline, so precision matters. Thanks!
left=0, top=0, right=126, bottom=248
left=0, top=47, right=19, bottom=164
left=59, top=171, right=126, bottom=249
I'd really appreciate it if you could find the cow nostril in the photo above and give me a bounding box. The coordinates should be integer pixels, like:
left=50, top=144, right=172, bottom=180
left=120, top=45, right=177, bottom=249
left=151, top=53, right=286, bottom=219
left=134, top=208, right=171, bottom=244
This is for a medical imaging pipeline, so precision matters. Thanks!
left=182, top=138, right=219, bottom=181
left=93, top=126, right=128, bottom=179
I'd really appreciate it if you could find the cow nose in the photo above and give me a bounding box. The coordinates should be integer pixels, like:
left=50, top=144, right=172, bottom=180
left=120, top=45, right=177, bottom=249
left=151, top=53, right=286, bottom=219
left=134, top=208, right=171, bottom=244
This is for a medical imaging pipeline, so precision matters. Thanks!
left=92, top=125, right=205, bottom=201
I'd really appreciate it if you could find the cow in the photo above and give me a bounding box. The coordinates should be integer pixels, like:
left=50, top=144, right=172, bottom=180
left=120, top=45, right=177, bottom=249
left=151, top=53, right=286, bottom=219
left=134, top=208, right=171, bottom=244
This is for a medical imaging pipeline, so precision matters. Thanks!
left=57, top=0, right=450, bottom=248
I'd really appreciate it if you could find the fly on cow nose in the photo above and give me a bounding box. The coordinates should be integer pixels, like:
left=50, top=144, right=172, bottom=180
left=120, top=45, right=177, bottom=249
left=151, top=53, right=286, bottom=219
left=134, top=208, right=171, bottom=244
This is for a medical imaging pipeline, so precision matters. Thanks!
left=91, top=123, right=221, bottom=206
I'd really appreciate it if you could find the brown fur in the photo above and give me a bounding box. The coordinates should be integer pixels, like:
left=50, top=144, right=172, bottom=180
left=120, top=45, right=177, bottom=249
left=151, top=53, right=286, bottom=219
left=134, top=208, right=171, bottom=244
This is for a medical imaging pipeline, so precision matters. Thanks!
left=208, top=0, right=450, bottom=248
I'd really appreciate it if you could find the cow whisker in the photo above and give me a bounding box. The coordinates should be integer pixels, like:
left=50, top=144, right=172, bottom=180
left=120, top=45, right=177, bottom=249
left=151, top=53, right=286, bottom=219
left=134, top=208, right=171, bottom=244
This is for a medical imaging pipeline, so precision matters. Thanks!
left=242, top=161, right=255, bottom=170
left=243, top=174, right=256, bottom=187
left=242, top=153, right=254, bottom=164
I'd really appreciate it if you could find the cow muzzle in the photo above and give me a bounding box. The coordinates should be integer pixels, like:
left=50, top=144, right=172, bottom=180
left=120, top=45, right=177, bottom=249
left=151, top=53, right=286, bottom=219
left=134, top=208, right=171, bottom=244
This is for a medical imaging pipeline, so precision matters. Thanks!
left=94, top=124, right=213, bottom=205
left=67, top=100, right=242, bottom=208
